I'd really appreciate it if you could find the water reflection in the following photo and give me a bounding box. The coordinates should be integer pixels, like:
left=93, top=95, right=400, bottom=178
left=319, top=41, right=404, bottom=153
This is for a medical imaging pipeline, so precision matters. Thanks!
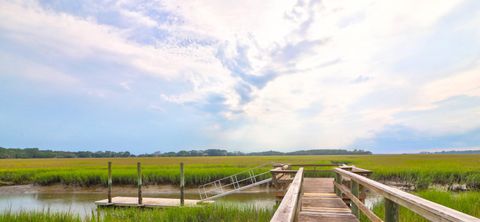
left=0, top=191, right=277, bottom=217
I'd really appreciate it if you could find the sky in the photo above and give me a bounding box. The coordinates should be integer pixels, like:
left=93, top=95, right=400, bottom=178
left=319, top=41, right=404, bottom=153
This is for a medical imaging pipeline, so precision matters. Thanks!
left=0, top=0, right=479, bottom=154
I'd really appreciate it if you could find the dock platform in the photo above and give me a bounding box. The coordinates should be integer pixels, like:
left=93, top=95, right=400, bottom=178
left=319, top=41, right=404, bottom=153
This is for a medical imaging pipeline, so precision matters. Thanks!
left=95, top=197, right=213, bottom=208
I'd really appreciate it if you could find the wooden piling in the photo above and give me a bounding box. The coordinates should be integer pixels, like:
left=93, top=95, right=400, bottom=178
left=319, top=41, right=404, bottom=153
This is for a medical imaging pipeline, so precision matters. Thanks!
left=334, top=172, right=342, bottom=196
left=108, top=161, right=112, bottom=204
left=137, top=162, right=142, bottom=205
left=351, top=180, right=359, bottom=217
left=385, top=198, right=399, bottom=222
left=180, top=162, right=185, bottom=206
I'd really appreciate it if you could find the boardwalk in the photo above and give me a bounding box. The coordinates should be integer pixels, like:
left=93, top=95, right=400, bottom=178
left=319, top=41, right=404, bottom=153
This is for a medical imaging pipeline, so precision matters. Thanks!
left=298, top=178, right=358, bottom=222
left=94, top=162, right=480, bottom=222
left=270, top=165, right=480, bottom=222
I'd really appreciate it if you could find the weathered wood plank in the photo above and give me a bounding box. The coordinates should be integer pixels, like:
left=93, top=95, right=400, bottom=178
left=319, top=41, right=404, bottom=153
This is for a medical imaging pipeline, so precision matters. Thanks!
left=298, top=212, right=359, bottom=222
left=270, top=168, right=304, bottom=222
left=301, top=206, right=352, bottom=213
left=303, top=192, right=337, bottom=197
left=298, top=178, right=359, bottom=222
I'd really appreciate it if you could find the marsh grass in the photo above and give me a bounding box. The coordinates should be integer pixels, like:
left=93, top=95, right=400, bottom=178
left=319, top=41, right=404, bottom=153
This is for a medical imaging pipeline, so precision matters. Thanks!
left=0, top=155, right=479, bottom=188
left=96, top=205, right=274, bottom=222
left=0, top=210, right=83, bottom=222
left=0, top=205, right=274, bottom=222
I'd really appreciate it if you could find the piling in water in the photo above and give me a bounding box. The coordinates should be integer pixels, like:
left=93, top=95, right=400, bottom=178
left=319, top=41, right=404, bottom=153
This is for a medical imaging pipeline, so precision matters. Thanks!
left=137, top=162, right=142, bottom=205
left=180, top=162, right=185, bottom=206
left=108, top=161, right=112, bottom=204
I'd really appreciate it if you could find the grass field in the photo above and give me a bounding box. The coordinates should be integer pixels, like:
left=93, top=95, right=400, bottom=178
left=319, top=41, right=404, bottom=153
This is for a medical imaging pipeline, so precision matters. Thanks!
left=0, top=155, right=479, bottom=189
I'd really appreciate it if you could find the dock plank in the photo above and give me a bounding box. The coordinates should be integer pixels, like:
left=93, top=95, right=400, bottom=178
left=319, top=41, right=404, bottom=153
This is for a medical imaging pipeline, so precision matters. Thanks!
left=298, top=178, right=358, bottom=222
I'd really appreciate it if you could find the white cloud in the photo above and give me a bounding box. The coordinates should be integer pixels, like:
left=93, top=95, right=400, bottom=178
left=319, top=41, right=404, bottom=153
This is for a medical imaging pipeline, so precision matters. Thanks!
left=186, top=0, right=476, bottom=149
left=1, top=0, right=478, bottom=151
left=118, top=9, right=158, bottom=28
left=0, top=0, right=240, bottom=109
left=0, top=1, right=230, bottom=79
left=421, top=62, right=480, bottom=103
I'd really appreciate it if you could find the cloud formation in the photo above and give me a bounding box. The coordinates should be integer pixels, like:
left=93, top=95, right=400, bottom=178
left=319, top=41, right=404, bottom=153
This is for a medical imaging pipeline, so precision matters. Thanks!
left=0, top=0, right=479, bottom=153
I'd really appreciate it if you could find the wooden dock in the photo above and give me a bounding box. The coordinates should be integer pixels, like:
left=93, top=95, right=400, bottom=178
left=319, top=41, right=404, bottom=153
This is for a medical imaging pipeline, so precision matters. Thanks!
left=95, top=196, right=213, bottom=208
left=270, top=165, right=480, bottom=222
left=95, top=162, right=480, bottom=221
left=95, top=162, right=213, bottom=208
left=298, top=178, right=358, bottom=222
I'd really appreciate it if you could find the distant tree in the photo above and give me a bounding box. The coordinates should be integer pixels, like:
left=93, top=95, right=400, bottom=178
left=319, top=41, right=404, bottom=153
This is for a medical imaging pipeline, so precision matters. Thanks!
left=205, top=149, right=228, bottom=156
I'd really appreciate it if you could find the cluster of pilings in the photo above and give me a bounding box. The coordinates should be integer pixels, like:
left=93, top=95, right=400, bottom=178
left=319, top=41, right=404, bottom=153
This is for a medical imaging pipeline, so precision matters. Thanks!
left=106, top=161, right=186, bottom=206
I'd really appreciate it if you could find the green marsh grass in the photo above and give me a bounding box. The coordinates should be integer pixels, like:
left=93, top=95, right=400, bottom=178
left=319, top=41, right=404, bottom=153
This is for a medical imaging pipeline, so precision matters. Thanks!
left=0, top=155, right=479, bottom=188
left=0, top=205, right=274, bottom=222
left=0, top=210, right=83, bottom=222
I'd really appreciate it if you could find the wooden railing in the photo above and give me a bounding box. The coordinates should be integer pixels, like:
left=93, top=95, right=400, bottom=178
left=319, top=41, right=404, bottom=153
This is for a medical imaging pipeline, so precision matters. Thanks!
left=334, top=167, right=480, bottom=222
left=270, top=163, right=339, bottom=185
left=271, top=164, right=291, bottom=186
left=270, top=168, right=304, bottom=222
left=288, top=163, right=339, bottom=174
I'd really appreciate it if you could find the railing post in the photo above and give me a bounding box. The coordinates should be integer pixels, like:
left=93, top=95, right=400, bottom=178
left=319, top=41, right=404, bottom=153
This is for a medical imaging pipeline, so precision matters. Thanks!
left=351, top=180, right=359, bottom=217
left=137, top=162, right=142, bottom=205
left=335, top=172, right=342, bottom=196
left=385, top=198, right=399, bottom=222
left=108, top=161, right=112, bottom=204
left=359, top=183, right=366, bottom=203
left=180, top=162, right=185, bottom=206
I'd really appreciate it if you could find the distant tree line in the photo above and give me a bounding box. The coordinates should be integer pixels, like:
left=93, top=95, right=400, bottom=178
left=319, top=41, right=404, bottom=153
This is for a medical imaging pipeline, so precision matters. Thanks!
left=420, top=149, right=480, bottom=154
left=0, top=147, right=371, bottom=159
left=0, top=147, right=133, bottom=159
left=139, top=149, right=372, bottom=157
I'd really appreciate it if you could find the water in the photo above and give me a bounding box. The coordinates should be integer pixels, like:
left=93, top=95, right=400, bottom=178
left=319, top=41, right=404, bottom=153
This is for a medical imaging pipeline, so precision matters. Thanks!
left=0, top=189, right=277, bottom=217
left=0, top=193, right=103, bottom=217
left=0, top=185, right=382, bottom=218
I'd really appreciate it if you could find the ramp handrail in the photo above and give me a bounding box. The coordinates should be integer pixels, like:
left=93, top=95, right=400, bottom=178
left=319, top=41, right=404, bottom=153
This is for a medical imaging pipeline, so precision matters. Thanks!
left=198, top=162, right=273, bottom=200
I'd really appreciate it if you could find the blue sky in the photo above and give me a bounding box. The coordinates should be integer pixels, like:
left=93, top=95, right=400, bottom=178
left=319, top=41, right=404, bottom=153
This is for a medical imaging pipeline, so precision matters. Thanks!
left=1, top=0, right=479, bottom=154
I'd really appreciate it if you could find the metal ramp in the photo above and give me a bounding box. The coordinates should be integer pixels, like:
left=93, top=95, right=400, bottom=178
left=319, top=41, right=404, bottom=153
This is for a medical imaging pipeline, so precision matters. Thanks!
left=198, top=163, right=273, bottom=201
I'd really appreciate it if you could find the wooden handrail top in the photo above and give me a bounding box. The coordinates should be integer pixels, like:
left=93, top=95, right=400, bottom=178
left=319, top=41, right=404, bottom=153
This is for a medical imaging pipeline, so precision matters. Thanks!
left=272, top=164, right=289, bottom=170
left=289, top=164, right=339, bottom=167
left=334, top=168, right=480, bottom=222
left=270, top=169, right=298, bottom=174
left=348, top=166, right=372, bottom=174
left=272, top=163, right=289, bottom=168
left=270, top=168, right=304, bottom=222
